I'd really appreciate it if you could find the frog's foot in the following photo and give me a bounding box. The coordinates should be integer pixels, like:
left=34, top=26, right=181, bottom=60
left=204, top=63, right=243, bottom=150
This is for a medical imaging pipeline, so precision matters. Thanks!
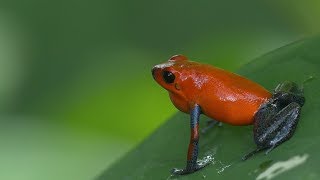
left=201, top=120, right=222, bottom=134
left=171, top=162, right=209, bottom=175
left=265, top=145, right=276, bottom=155
left=242, top=148, right=264, bottom=161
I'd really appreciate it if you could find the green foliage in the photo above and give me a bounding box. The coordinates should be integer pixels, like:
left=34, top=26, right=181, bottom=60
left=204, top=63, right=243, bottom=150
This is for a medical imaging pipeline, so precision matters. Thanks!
left=2, top=1, right=314, bottom=180
left=98, top=37, right=320, bottom=179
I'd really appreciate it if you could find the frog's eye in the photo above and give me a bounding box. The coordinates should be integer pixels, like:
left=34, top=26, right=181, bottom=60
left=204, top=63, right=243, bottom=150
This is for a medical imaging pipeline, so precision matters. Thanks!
left=162, top=71, right=175, bottom=84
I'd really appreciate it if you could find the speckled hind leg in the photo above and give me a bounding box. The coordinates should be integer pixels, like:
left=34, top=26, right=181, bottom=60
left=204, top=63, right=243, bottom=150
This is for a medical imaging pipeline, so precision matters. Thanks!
left=262, top=103, right=301, bottom=154
left=243, top=101, right=301, bottom=160
left=242, top=81, right=304, bottom=160
left=273, top=81, right=305, bottom=106
left=242, top=100, right=278, bottom=160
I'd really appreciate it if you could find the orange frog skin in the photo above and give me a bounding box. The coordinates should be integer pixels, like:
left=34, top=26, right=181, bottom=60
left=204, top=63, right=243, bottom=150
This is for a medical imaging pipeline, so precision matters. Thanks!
left=152, top=55, right=272, bottom=125
left=152, top=55, right=305, bottom=175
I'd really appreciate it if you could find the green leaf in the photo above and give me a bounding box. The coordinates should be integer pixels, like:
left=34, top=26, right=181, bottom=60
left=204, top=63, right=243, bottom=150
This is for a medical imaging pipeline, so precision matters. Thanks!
left=97, top=37, right=320, bottom=180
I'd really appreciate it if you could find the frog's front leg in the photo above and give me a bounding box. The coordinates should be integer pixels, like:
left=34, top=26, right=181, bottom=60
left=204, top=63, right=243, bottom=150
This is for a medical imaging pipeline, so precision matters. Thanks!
left=172, top=104, right=211, bottom=175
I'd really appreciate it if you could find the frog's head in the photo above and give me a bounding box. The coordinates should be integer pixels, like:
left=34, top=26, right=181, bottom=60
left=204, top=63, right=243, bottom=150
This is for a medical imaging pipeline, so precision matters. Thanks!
left=152, top=55, right=194, bottom=112
left=152, top=55, right=189, bottom=93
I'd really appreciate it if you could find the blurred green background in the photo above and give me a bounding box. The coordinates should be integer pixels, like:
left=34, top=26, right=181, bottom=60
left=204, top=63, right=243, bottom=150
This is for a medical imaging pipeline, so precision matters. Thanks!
left=0, top=1, right=319, bottom=180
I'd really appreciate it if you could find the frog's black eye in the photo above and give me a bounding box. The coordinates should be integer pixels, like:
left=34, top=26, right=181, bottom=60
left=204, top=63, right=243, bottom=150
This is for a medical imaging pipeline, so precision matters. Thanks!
left=162, top=71, right=175, bottom=84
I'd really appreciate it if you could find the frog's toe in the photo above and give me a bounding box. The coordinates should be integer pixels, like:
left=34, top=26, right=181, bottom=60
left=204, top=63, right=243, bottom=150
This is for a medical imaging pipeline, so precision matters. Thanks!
left=171, top=162, right=209, bottom=176
left=171, top=168, right=186, bottom=175
left=242, top=148, right=263, bottom=161
left=265, top=145, right=276, bottom=155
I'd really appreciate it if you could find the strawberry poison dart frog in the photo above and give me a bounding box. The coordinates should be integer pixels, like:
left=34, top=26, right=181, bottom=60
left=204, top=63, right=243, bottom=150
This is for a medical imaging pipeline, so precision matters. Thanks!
left=151, top=55, right=305, bottom=175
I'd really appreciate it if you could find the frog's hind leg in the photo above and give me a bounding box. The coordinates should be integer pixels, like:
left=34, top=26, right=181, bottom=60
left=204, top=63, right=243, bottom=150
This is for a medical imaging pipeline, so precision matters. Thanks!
left=242, top=101, right=278, bottom=160
left=242, top=148, right=264, bottom=160
left=261, top=102, right=301, bottom=154
left=273, top=81, right=305, bottom=107
left=243, top=81, right=304, bottom=160
left=243, top=102, right=301, bottom=160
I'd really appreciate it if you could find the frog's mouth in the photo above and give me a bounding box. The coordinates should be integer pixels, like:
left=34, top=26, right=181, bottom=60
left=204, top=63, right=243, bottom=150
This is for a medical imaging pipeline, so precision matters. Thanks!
left=151, top=66, right=157, bottom=80
left=151, top=66, right=160, bottom=82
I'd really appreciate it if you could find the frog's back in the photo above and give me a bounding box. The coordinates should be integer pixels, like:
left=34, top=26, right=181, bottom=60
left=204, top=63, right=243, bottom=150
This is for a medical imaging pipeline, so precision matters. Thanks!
left=152, top=56, right=272, bottom=125
left=190, top=64, right=272, bottom=125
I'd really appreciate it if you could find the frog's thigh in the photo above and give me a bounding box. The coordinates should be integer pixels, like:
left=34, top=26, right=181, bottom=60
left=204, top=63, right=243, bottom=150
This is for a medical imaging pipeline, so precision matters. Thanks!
left=253, top=102, right=278, bottom=146
left=254, top=102, right=301, bottom=150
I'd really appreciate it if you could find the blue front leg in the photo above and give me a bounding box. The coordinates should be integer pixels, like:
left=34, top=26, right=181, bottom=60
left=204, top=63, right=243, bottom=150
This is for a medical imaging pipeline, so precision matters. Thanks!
left=172, top=104, right=211, bottom=175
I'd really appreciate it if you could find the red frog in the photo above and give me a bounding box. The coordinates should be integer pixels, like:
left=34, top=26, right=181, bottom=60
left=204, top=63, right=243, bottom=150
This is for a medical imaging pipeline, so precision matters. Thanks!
left=152, top=55, right=305, bottom=175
